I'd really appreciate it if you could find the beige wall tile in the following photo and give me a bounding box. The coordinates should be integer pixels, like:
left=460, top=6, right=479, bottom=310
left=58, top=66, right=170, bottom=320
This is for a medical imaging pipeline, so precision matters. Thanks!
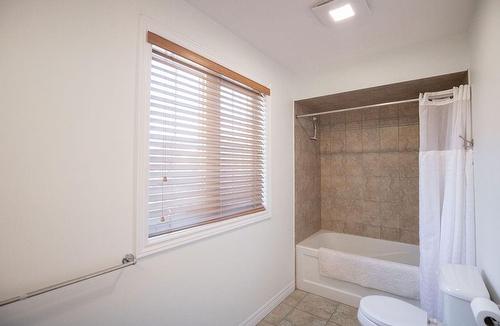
left=344, top=154, right=363, bottom=176
left=381, top=227, right=400, bottom=241
left=380, top=202, right=400, bottom=228
left=362, top=119, right=379, bottom=129
left=319, top=126, right=331, bottom=154
left=399, top=125, right=419, bottom=151
left=346, top=110, right=362, bottom=122
left=332, top=175, right=347, bottom=198
left=331, top=130, right=346, bottom=153
left=400, top=230, right=419, bottom=244
left=333, top=197, right=349, bottom=221
left=399, top=102, right=419, bottom=126
left=362, top=107, right=380, bottom=121
left=399, top=152, right=419, bottom=177
left=380, top=127, right=399, bottom=152
left=379, top=152, right=400, bottom=177
left=322, top=218, right=345, bottom=232
left=400, top=214, right=419, bottom=231
left=362, top=153, right=380, bottom=176
left=362, top=200, right=380, bottom=225
left=380, top=106, right=398, bottom=120
left=319, top=115, right=331, bottom=126
left=345, top=176, right=364, bottom=200
left=400, top=177, right=418, bottom=201
left=402, top=195, right=418, bottom=214
left=347, top=199, right=363, bottom=221
left=378, top=177, right=401, bottom=203
left=362, top=128, right=380, bottom=152
left=332, top=122, right=346, bottom=132
left=331, top=112, right=346, bottom=124
left=363, top=224, right=381, bottom=238
left=344, top=221, right=364, bottom=236
left=346, top=129, right=362, bottom=152
left=364, top=177, right=380, bottom=201
left=331, top=155, right=345, bottom=176
left=380, top=105, right=399, bottom=128
left=346, top=120, right=362, bottom=130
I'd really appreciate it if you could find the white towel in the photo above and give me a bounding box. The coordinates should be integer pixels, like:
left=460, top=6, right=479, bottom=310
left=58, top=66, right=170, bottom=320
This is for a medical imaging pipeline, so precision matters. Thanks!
left=318, top=247, right=419, bottom=300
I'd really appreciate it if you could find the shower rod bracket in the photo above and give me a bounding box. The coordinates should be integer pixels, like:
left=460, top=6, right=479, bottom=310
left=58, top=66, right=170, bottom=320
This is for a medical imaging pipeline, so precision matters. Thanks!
left=459, top=135, right=474, bottom=149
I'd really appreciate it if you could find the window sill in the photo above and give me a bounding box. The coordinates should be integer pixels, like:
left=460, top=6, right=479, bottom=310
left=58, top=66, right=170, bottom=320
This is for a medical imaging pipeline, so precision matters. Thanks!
left=137, top=210, right=270, bottom=257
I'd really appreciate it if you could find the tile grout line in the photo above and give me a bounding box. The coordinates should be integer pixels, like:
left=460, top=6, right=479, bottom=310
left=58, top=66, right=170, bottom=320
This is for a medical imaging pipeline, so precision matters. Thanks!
left=292, top=293, right=339, bottom=323
left=278, top=291, right=309, bottom=325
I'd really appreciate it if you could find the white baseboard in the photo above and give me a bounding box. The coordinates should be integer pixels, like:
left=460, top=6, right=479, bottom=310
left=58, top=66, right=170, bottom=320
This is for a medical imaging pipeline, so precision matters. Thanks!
left=240, top=281, right=295, bottom=326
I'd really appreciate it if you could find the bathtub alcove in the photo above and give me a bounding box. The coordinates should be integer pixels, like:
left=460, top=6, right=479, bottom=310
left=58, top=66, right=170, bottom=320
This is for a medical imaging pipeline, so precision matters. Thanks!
left=294, top=71, right=468, bottom=307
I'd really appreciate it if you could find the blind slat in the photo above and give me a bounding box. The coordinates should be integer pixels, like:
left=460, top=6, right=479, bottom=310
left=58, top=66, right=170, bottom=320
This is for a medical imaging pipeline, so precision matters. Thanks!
left=149, top=95, right=264, bottom=122
left=150, top=69, right=265, bottom=109
left=147, top=43, right=266, bottom=237
left=149, top=148, right=263, bottom=159
left=149, top=133, right=263, bottom=151
left=149, top=121, right=264, bottom=143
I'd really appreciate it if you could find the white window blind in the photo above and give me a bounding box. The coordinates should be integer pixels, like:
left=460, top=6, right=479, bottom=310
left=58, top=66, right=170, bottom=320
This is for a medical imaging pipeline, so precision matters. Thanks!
left=148, top=44, right=266, bottom=237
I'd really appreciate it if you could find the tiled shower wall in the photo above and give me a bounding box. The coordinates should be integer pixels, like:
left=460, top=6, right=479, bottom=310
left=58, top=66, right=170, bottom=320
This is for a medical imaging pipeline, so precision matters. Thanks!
left=294, top=104, right=321, bottom=243
left=318, top=103, right=420, bottom=244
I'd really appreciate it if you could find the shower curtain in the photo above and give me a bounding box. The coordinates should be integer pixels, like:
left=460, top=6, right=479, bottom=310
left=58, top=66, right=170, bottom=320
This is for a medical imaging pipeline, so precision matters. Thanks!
left=419, top=85, right=475, bottom=319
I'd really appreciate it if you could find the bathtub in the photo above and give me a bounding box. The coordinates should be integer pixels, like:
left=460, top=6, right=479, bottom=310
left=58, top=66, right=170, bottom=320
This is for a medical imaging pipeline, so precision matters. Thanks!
left=296, top=230, right=419, bottom=307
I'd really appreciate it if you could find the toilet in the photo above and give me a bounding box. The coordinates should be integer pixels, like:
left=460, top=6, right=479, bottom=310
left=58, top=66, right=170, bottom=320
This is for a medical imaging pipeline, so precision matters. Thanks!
left=358, top=264, right=490, bottom=326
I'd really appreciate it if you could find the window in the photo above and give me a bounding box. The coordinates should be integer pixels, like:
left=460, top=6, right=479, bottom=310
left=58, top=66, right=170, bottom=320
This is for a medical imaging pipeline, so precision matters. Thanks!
left=145, top=32, right=269, bottom=239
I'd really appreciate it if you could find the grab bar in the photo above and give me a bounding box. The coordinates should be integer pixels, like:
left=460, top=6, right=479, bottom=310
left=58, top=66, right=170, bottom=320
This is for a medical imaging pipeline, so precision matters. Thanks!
left=0, top=254, right=136, bottom=307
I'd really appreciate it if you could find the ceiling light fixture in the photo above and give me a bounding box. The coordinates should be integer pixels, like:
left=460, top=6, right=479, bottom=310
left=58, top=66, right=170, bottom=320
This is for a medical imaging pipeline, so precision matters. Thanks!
left=329, top=3, right=355, bottom=22
left=312, top=0, right=370, bottom=27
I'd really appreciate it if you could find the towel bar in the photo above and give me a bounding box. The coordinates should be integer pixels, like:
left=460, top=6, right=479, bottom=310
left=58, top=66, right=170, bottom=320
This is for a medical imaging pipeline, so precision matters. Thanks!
left=0, top=254, right=136, bottom=307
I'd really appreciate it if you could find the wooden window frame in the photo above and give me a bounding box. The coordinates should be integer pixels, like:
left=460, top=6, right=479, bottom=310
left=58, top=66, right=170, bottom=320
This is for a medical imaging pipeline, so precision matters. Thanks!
left=147, top=32, right=270, bottom=96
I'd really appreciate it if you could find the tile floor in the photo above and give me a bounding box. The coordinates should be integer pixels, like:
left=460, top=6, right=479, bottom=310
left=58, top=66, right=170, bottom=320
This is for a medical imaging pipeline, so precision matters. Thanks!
left=258, top=289, right=360, bottom=326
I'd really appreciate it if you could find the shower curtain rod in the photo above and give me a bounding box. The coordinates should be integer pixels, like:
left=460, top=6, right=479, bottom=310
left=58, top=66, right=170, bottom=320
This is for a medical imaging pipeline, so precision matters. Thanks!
left=295, top=98, right=419, bottom=118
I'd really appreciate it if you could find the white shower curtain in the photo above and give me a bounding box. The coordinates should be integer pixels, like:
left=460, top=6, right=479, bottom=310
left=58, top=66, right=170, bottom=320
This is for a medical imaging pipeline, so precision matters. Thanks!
left=419, top=85, right=475, bottom=319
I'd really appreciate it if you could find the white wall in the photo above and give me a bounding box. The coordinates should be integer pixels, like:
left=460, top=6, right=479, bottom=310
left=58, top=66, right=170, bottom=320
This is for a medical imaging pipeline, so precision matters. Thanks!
left=469, top=0, right=500, bottom=303
left=0, top=0, right=295, bottom=325
left=294, top=33, right=470, bottom=100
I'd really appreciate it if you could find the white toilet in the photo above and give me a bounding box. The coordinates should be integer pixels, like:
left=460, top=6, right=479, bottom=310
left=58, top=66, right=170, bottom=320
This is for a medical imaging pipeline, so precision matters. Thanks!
left=357, top=264, right=490, bottom=326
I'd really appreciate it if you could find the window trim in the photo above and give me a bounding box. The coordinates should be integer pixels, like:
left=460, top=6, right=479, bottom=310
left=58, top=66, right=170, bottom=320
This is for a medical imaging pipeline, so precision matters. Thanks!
left=135, top=18, right=272, bottom=257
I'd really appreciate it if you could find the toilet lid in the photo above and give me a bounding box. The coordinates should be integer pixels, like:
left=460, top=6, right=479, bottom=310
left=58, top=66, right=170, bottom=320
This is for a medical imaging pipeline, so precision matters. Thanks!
left=359, top=296, right=427, bottom=326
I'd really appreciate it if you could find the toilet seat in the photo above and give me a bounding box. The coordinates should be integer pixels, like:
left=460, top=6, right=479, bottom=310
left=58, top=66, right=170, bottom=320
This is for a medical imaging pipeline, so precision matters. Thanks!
left=358, top=296, right=428, bottom=326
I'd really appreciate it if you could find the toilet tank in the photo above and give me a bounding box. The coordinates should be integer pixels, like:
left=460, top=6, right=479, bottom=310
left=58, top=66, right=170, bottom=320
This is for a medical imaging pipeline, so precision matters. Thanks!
left=439, top=264, right=490, bottom=326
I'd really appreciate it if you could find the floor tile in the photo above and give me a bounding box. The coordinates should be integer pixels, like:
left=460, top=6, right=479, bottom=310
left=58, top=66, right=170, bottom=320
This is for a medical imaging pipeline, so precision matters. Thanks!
left=327, top=317, right=360, bottom=326
left=260, top=290, right=360, bottom=326
left=335, top=303, right=358, bottom=317
left=282, top=289, right=307, bottom=307
left=296, top=293, right=338, bottom=320
left=329, top=303, right=360, bottom=326
left=284, top=309, right=328, bottom=326
left=264, top=303, right=294, bottom=324
left=258, top=320, right=276, bottom=326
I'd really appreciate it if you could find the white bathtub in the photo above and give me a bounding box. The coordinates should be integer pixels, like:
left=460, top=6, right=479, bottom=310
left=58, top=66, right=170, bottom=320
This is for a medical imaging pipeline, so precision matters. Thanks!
left=296, top=230, right=420, bottom=307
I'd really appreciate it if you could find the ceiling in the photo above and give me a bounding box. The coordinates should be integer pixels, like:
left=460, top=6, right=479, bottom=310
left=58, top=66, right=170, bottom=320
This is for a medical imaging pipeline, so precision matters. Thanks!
left=186, top=0, right=476, bottom=77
